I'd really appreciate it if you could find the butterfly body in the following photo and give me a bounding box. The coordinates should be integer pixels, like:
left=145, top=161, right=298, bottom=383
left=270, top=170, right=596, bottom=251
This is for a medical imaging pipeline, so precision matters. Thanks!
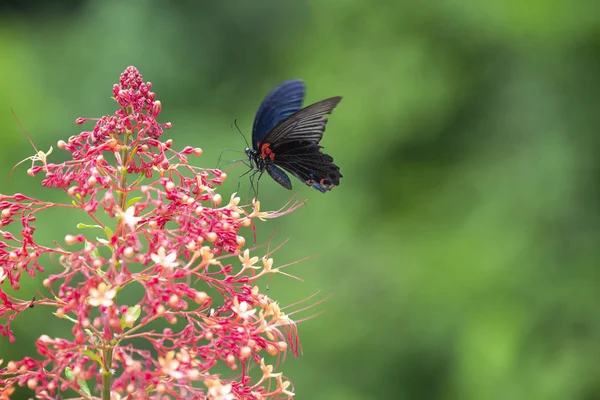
left=246, top=79, right=342, bottom=193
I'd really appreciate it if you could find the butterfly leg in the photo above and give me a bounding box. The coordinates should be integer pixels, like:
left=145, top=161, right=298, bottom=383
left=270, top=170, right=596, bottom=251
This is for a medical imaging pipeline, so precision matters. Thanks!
left=255, top=171, right=264, bottom=197
left=237, top=167, right=254, bottom=194
left=248, top=169, right=262, bottom=199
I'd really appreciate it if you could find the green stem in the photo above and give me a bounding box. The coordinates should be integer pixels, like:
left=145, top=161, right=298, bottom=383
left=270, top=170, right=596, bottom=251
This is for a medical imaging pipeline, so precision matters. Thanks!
left=102, top=347, right=113, bottom=400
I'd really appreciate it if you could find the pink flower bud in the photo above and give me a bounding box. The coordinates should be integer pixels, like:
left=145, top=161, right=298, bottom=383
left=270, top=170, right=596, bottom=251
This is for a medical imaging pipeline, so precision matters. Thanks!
left=239, top=346, right=252, bottom=360
left=194, top=291, right=208, bottom=304
left=152, top=100, right=162, bottom=117
left=64, top=235, right=77, bottom=245
left=168, top=294, right=179, bottom=308
left=13, top=193, right=28, bottom=201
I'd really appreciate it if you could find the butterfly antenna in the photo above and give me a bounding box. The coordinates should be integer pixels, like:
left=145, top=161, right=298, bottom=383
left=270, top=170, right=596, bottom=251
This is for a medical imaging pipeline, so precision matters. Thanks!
left=233, top=119, right=251, bottom=149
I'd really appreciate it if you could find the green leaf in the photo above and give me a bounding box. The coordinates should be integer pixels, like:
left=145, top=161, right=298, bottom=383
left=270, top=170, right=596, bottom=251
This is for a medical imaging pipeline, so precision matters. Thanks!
left=54, top=312, right=78, bottom=324
left=132, top=172, right=145, bottom=187
left=97, top=233, right=114, bottom=252
left=104, top=226, right=114, bottom=239
left=84, top=329, right=96, bottom=343
left=78, top=378, right=92, bottom=397
left=122, top=305, right=142, bottom=329
left=91, top=247, right=100, bottom=259
left=77, top=223, right=101, bottom=230
left=129, top=304, right=141, bottom=321
left=83, top=349, right=102, bottom=364
left=125, top=197, right=143, bottom=210
left=83, top=240, right=100, bottom=259
left=67, top=358, right=92, bottom=395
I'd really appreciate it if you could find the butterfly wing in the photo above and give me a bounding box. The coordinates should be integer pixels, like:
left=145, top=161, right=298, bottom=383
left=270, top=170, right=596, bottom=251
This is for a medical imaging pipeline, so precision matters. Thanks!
left=261, top=97, right=342, bottom=146
left=268, top=140, right=342, bottom=192
left=266, top=164, right=292, bottom=190
left=252, top=79, right=305, bottom=150
left=258, top=97, right=343, bottom=192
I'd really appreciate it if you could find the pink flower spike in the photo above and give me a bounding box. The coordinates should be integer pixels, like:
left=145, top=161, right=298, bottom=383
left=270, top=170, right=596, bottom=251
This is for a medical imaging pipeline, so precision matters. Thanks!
left=0, top=66, right=310, bottom=400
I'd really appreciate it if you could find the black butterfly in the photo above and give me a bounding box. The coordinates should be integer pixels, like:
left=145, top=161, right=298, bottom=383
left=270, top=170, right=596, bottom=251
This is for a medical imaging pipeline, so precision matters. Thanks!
left=244, top=79, right=342, bottom=193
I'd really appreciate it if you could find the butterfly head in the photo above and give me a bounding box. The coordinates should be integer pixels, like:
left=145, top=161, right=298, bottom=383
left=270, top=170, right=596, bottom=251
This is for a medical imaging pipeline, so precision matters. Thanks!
left=245, top=147, right=261, bottom=170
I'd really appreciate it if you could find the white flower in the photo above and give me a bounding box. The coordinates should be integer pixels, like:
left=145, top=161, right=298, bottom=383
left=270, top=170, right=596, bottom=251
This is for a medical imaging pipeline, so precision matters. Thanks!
left=151, top=247, right=179, bottom=269
left=119, top=206, right=142, bottom=230
left=231, top=297, right=256, bottom=320
left=159, top=351, right=183, bottom=379
left=238, top=249, right=259, bottom=270
left=205, top=379, right=234, bottom=400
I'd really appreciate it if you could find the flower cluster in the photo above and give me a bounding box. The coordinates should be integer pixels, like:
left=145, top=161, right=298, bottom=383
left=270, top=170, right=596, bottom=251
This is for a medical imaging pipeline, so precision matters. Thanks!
left=0, top=66, right=305, bottom=399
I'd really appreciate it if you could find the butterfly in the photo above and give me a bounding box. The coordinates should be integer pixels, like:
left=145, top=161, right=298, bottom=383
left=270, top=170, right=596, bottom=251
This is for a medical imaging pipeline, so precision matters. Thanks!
left=244, top=79, right=342, bottom=193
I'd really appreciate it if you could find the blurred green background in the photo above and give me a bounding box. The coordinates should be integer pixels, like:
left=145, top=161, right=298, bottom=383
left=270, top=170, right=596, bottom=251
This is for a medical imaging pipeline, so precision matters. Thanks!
left=2, top=0, right=600, bottom=399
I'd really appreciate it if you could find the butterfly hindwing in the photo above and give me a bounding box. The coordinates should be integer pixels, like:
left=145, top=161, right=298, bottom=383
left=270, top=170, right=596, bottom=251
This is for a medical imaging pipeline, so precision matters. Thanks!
left=252, top=80, right=305, bottom=149
left=265, top=164, right=292, bottom=190
left=268, top=140, right=342, bottom=192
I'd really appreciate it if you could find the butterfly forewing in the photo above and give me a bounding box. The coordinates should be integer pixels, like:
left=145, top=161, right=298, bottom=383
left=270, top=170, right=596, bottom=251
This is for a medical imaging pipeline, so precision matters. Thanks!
left=252, top=80, right=306, bottom=149
left=261, top=97, right=342, bottom=146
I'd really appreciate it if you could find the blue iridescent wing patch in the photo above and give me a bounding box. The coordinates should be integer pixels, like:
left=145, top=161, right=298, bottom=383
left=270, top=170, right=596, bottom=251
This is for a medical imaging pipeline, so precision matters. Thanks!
left=251, top=79, right=305, bottom=149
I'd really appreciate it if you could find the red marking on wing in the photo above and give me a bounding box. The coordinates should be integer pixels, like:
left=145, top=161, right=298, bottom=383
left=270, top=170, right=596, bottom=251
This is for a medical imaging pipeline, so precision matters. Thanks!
left=260, top=143, right=276, bottom=160
left=320, top=178, right=333, bottom=187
